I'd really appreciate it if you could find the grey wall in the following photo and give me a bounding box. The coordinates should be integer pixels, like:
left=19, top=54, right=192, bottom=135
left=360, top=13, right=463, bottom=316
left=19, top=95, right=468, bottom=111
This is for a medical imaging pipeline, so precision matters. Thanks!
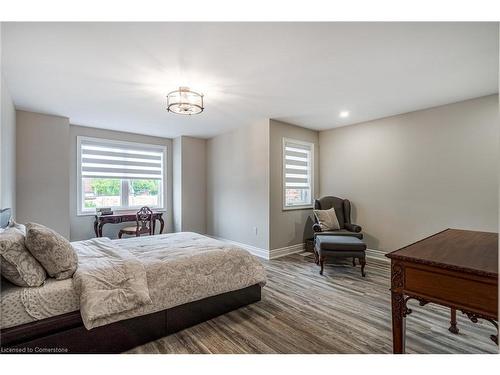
left=319, top=95, right=499, bottom=252
left=172, top=136, right=206, bottom=234
left=16, top=110, right=70, bottom=238
left=269, top=119, right=319, bottom=249
left=181, top=136, right=206, bottom=233
left=0, top=75, right=16, bottom=216
left=172, top=137, right=182, bottom=232
left=206, top=120, right=270, bottom=249
left=69, top=125, right=173, bottom=241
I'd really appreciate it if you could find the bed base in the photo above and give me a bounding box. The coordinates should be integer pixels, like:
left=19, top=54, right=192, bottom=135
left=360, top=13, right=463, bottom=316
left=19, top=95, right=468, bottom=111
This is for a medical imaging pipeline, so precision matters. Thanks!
left=0, top=284, right=261, bottom=353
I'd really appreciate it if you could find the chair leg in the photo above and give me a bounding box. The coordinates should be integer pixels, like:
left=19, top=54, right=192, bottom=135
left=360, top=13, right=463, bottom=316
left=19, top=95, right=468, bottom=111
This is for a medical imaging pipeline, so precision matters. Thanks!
left=313, top=249, right=319, bottom=265
left=118, top=231, right=123, bottom=239
left=319, top=256, right=325, bottom=275
left=352, top=257, right=356, bottom=266
left=360, top=256, right=366, bottom=277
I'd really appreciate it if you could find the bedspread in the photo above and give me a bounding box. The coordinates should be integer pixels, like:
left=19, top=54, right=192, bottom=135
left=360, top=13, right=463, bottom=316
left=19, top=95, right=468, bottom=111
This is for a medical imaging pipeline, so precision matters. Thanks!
left=72, top=232, right=266, bottom=329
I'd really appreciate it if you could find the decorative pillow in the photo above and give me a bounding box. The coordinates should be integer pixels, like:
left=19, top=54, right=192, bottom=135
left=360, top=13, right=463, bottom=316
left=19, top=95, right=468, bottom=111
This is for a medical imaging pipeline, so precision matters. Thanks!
left=0, top=227, right=47, bottom=287
left=313, top=207, right=341, bottom=231
left=25, top=223, right=78, bottom=280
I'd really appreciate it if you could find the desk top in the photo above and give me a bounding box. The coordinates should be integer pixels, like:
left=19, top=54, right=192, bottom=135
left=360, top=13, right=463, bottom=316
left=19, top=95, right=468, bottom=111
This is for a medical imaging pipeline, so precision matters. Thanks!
left=95, top=211, right=164, bottom=218
left=386, top=229, right=498, bottom=277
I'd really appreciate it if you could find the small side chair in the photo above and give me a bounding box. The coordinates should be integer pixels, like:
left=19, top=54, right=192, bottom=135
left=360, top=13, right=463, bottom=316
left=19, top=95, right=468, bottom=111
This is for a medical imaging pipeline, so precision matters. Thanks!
left=118, top=206, right=154, bottom=238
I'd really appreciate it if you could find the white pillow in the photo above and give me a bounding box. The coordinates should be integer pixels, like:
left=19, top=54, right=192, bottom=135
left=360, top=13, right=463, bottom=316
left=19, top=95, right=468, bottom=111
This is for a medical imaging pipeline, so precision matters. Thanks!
left=313, top=207, right=340, bottom=231
left=9, top=220, right=26, bottom=235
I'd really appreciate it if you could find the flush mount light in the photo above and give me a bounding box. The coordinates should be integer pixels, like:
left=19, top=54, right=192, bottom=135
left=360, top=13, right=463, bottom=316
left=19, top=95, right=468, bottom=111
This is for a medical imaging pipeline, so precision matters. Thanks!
left=339, top=111, right=350, bottom=118
left=166, top=87, right=204, bottom=115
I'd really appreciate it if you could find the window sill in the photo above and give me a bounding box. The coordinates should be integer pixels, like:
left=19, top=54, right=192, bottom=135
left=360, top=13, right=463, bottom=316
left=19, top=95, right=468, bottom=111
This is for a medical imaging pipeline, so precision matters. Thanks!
left=282, top=205, right=313, bottom=211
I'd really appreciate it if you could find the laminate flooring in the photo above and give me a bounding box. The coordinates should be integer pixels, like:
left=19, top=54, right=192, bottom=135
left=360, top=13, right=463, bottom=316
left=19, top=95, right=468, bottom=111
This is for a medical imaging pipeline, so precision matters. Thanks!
left=128, top=254, right=498, bottom=354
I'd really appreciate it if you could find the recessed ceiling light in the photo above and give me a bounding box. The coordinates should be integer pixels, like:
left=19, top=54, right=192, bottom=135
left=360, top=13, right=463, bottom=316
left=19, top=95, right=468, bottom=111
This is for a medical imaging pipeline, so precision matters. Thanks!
left=339, top=111, right=350, bottom=118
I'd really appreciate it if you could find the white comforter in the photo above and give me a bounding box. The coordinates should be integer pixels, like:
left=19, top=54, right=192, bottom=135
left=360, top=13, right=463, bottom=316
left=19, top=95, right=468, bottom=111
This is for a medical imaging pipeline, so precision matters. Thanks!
left=71, top=232, right=267, bottom=329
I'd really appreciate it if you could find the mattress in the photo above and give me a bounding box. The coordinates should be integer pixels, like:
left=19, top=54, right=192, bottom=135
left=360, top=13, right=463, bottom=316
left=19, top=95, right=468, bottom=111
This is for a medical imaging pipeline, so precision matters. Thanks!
left=1, top=232, right=266, bottom=330
left=1, top=277, right=79, bottom=329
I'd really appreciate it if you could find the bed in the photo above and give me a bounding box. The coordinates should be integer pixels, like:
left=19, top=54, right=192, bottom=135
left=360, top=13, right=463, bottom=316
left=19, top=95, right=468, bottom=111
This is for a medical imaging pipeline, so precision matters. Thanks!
left=0, top=216, right=266, bottom=353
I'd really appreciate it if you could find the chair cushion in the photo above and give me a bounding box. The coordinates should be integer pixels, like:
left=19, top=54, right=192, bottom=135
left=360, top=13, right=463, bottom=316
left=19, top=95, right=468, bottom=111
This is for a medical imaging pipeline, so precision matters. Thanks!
left=315, top=229, right=363, bottom=240
left=120, top=226, right=139, bottom=232
left=315, top=235, right=367, bottom=252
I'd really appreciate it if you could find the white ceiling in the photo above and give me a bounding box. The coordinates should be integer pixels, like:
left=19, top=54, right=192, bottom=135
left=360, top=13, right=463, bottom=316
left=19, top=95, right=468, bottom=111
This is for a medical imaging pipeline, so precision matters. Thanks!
left=2, top=22, right=498, bottom=139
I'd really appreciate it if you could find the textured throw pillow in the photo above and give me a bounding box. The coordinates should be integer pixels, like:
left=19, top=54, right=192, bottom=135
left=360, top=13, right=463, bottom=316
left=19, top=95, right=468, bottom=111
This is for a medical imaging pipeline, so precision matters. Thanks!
left=25, top=223, right=78, bottom=280
left=313, top=207, right=341, bottom=231
left=0, top=227, right=47, bottom=287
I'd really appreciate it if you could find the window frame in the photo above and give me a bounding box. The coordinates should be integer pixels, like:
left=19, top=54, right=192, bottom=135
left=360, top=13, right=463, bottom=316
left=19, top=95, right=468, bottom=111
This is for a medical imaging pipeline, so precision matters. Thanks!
left=77, top=136, right=167, bottom=216
left=282, top=137, right=314, bottom=211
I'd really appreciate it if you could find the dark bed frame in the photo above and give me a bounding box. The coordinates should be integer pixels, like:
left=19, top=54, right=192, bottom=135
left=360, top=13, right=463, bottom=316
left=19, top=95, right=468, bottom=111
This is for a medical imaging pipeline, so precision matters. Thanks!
left=1, top=207, right=262, bottom=353
left=0, top=284, right=262, bottom=353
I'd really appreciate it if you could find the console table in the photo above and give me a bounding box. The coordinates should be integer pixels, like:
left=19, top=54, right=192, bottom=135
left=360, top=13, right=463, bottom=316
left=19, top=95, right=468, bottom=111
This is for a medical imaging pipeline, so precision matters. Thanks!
left=93, top=211, right=165, bottom=237
left=386, top=229, right=498, bottom=353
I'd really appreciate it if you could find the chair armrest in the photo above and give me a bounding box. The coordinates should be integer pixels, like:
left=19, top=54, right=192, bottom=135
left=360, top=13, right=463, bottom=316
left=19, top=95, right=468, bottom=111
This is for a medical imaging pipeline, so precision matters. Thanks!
left=312, top=223, right=322, bottom=233
left=344, top=223, right=362, bottom=233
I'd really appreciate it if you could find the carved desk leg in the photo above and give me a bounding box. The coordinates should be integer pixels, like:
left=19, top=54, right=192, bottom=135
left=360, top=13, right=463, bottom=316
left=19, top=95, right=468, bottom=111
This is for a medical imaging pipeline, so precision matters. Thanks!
left=93, top=216, right=99, bottom=237
left=391, top=261, right=406, bottom=354
left=391, top=291, right=406, bottom=354
left=159, top=216, right=165, bottom=234
left=449, top=308, right=459, bottom=334
left=98, top=222, right=105, bottom=237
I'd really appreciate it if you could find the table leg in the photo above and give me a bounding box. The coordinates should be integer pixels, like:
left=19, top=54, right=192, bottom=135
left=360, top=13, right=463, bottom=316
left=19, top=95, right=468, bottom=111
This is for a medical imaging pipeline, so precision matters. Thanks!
left=391, top=291, right=406, bottom=354
left=98, top=223, right=104, bottom=237
left=449, top=308, right=459, bottom=334
left=93, top=218, right=99, bottom=237
left=159, top=216, right=165, bottom=234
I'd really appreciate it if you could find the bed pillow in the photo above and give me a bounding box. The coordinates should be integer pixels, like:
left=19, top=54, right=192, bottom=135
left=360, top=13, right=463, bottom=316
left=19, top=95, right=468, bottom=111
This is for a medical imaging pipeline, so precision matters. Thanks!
left=0, top=227, right=47, bottom=287
left=9, top=220, right=26, bottom=235
left=313, top=207, right=341, bottom=231
left=25, top=223, right=78, bottom=280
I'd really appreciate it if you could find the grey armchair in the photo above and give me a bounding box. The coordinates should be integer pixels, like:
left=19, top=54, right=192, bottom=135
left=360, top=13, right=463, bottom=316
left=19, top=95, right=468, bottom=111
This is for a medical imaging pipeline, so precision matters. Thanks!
left=312, top=196, right=363, bottom=239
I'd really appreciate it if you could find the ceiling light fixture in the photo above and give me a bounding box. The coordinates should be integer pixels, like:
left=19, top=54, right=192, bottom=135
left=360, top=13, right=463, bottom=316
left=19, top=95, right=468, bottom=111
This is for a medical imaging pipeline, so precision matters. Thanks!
left=167, top=87, right=204, bottom=115
left=339, top=111, right=350, bottom=118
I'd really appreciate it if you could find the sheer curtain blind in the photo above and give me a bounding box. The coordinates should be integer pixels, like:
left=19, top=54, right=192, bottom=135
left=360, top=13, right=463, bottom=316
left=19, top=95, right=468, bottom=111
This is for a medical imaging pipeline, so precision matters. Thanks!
left=283, top=139, right=312, bottom=190
left=79, top=138, right=164, bottom=180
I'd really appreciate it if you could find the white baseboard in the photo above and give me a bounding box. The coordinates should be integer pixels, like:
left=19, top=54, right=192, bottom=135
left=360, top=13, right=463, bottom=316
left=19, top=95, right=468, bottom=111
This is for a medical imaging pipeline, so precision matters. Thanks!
left=208, top=236, right=269, bottom=259
left=269, top=243, right=305, bottom=259
left=366, top=248, right=389, bottom=262
left=210, top=234, right=389, bottom=263
left=208, top=235, right=305, bottom=260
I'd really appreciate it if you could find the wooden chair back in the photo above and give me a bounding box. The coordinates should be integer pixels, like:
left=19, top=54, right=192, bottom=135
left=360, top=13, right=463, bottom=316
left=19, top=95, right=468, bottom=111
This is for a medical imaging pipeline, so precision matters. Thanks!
left=136, top=206, right=153, bottom=235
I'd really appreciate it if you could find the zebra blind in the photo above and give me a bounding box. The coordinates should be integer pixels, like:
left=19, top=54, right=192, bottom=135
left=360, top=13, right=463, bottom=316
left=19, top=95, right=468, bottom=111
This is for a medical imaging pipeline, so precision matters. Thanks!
left=283, top=138, right=313, bottom=208
left=79, top=137, right=164, bottom=180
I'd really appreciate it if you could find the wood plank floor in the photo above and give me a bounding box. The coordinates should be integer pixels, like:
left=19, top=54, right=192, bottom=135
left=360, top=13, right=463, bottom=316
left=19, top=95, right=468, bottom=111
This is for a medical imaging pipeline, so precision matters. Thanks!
left=128, top=254, right=498, bottom=354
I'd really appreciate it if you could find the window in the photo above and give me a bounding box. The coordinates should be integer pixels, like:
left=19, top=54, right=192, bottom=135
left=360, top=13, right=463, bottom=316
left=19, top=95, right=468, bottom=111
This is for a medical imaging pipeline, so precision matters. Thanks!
left=283, top=138, right=314, bottom=210
left=77, top=136, right=166, bottom=215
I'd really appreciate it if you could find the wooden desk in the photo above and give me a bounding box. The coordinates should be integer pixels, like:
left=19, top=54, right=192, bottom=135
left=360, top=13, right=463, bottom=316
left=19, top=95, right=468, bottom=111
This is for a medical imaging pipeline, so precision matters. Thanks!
left=93, top=211, right=165, bottom=237
left=386, top=229, right=498, bottom=353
